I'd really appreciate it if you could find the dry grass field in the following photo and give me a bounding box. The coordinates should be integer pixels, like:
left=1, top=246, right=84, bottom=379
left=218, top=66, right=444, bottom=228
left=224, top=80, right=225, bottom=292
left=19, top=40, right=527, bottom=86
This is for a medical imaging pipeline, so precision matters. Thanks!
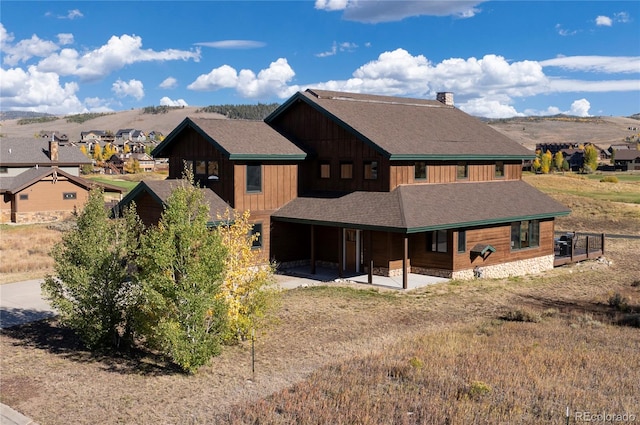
left=1, top=173, right=639, bottom=424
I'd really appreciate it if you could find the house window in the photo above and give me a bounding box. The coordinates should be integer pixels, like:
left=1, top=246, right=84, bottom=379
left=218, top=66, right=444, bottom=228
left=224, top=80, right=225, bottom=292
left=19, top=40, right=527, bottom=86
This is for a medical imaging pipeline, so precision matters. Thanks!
left=415, top=161, right=427, bottom=180
left=364, top=161, right=378, bottom=180
left=19, top=194, right=28, bottom=201
left=427, top=230, right=448, bottom=253
left=319, top=161, right=331, bottom=179
left=63, top=192, right=77, bottom=200
left=510, top=220, right=539, bottom=250
left=251, top=223, right=263, bottom=249
left=340, top=162, right=353, bottom=179
left=0, top=167, right=7, bottom=174
left=495, top=161, right=505, bottom=178
left=208, top=161, right=219, bottom=179
left=195, top=160, right=207, bottom=176
left=457, top=162, right=468, bottom=180
left=246, top=163, right=262, bottom=192
left=458, top=230, right=466, bottom=253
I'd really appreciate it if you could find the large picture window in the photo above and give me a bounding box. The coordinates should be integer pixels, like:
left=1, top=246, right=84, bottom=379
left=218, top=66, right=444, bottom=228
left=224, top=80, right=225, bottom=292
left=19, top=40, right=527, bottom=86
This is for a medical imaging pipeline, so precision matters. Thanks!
left=246, top=163, right=262, bottom=193
left=427, top=230, right=448, bottom=253
left=511, top=220, right=539, bottom=250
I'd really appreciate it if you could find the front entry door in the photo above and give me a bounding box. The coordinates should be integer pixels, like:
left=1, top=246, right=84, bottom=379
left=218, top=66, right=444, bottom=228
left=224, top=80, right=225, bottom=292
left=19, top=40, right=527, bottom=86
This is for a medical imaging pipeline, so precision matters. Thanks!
left=343, top=229, right=360, bottom=273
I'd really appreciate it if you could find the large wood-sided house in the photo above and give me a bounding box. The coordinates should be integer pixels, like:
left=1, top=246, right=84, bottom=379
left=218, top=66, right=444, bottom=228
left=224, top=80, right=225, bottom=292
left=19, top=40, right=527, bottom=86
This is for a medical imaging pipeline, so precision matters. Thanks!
left=123, top=89, right=570, bottom=287
left=1, top=138, right=122, bottom=223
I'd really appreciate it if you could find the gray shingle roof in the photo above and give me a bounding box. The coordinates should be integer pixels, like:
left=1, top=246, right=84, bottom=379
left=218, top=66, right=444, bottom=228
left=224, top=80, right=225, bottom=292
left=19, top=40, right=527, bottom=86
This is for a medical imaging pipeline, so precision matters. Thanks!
left=268, top=89, right=535, bottom=160
left=613, top=149, right=640, bottom=161
left=0, top=167, right=122, bottom=194
left=0, top=138, right=91, bottom=166
left=153, top=118, right=306, bottom=160
left=272, top=180, right=570, bottom=232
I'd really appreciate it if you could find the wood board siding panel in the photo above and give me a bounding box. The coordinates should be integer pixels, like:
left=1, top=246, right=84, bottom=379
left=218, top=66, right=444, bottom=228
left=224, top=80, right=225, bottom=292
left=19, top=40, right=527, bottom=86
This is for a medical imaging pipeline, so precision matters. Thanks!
left=13, top=178, right=89, bottom=214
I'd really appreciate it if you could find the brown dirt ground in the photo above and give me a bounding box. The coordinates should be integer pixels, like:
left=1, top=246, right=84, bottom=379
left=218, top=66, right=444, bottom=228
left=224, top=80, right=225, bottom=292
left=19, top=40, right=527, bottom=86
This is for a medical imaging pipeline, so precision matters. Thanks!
left=1, top=236, right=638, bottom=424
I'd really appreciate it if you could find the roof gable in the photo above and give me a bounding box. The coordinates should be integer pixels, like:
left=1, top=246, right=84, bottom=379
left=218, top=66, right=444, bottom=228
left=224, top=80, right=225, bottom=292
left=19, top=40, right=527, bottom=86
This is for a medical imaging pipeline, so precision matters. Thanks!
left=152, top=117, right=306, bottom=161
left=266, top=89, right=535, bottom=160
left=0, top=167, right=122, bottom=194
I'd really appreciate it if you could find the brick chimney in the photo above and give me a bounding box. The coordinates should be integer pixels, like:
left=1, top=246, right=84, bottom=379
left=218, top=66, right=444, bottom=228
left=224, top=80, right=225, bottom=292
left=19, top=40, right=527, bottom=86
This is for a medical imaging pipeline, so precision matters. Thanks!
left=49, top=139, right=59, bottom=162
left=436, top=92, right=454, bottom=106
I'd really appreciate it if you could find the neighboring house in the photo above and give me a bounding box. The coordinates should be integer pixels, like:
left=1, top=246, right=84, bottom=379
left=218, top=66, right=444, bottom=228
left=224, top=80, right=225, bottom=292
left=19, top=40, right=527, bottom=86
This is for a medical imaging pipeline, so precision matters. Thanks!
left=39, top=131, right=69, bottom=144
left=0, top=138, right=122, bottom=223
left=81, top=130, right=112, bottom=143
left=116, top=129, right=146, bottom=142
left=613, top=149, right=640, bottom=171
left=559, top=149, right=584, bottom=171
left=120, top=89, right=570, bottom=287
left=106, top=152, right=156, bottom=173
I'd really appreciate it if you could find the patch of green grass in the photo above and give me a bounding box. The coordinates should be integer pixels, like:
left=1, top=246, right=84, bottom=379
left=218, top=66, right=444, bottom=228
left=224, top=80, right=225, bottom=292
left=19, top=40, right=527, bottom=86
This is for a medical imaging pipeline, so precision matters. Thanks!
left=584, top=173, right=640, bottom=183
left=86, top=176, right=139, bottom=192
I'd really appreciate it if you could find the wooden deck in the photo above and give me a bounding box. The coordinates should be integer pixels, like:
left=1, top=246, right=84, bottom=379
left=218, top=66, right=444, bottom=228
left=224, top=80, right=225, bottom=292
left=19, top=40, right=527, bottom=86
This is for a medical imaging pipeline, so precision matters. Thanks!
left=554, top=232, right=605, bottom=267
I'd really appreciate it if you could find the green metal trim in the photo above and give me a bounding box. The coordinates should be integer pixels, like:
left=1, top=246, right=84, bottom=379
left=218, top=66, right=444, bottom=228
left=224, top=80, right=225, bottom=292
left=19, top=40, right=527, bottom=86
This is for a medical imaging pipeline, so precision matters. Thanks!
left=389, top=154, right=536, bottom=161
left=228, top=153, right=307, bottom=161
left=274, top=210, right=570, bottom=235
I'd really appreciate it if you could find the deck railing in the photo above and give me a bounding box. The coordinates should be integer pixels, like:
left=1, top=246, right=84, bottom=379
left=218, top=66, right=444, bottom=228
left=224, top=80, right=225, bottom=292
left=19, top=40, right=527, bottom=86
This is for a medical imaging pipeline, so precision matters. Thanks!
left=554, top=232, right=605, bottom=267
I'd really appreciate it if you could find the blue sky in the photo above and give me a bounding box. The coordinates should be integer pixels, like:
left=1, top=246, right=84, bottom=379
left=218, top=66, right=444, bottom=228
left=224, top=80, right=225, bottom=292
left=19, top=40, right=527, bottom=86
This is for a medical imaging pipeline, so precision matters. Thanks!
left=1, top=1, right=639, bottom=118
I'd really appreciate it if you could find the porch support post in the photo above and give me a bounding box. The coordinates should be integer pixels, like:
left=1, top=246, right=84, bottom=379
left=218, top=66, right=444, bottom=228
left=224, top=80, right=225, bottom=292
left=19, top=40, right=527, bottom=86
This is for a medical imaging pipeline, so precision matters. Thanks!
left=402, top=235, right=408, bottom=290
left=310, top=224, right=316, bottom=275
left=367, top=231, right=373, bottom=284
left=586, top=235, right=590, bottom=259
left=338, top=227, right=343, bottom=278
left=601, top=233, right=605, bottom=254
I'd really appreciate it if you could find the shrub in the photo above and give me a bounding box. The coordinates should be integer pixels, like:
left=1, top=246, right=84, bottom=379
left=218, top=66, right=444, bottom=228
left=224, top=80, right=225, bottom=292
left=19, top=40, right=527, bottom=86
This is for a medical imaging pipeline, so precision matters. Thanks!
left=608, top=292, right=629, bottom=312
left=501, top=308, right=542, bottom=323
left=600, top=176, right=619, bottom=183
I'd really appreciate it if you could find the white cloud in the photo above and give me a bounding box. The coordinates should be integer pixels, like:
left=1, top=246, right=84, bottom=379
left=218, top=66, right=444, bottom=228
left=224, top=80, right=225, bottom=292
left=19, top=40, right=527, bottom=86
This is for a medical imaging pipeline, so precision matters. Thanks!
left=316, top=0, right=483, bottom=23
left=614, top=12, right=630, bottom=23
left=159, top=77, right=178, bottom=89
left=112, top=79, right=144, bottom=100
left=2, top=34, right=59, bottom=66
left=0, top=65, right=84, bottom=114
left=57, top=33, right=74, bottom=45
left=596, top=15, right=613, bottom=27
left=194, top=40, right=266, bottom=49
left=64, top=9, right=84, bottom=20
left=33, top=34, right=201, bottom=81
left=160, top=96, right=188, bottom=107
left=568, top=99, right=591, bottom=116
left=188, top=58, right=299, bottom=99
left=540, top=56, right=640, bottom=73
left=458, top=97, right=524, bottom=119
left=316, top=42, right=337, bottom=57
left=555, top=24, right=578, bottom=37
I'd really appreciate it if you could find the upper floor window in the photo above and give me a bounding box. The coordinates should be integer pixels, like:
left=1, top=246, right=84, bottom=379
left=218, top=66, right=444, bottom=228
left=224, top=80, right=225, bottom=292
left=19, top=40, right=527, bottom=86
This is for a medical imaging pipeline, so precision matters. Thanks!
left=457, top=162, right=468, bottom=180
left=495, top=161, right=504, bottom=178
left=19, top=194, right=28, bottom=201
left=319, top=161, right=331, bottom=179
left=340, top=162, right=353, bottom=179
left=510, top=220, right=539, bottom=250
left=414, top=161, right=427, bottom=180
left=364, top=161, right=378, bottom=180
left=63, top=192, right=77, bottom=200
left=0, top=167, right=7, bottom=174
left=246, top=163, right=262, bottom=193
left=427, top=229, right=448, bottom=253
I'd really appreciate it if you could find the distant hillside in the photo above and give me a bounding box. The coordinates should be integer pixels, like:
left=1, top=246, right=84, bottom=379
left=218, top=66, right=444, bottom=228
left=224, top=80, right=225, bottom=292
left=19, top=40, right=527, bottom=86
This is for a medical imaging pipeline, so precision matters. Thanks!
left=0, top=111, right=55, bottom=121
left=486, top=115, right=640, bottom=150
left=1, top=106, right=637, bottom=150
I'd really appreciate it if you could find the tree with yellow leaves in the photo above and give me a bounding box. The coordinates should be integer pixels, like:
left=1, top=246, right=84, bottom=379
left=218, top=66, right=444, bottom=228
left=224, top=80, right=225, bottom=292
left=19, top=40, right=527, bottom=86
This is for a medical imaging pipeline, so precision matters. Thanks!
left=216, top=209, right=277, bottom=343
left=540, top=150, right=552, bottom=174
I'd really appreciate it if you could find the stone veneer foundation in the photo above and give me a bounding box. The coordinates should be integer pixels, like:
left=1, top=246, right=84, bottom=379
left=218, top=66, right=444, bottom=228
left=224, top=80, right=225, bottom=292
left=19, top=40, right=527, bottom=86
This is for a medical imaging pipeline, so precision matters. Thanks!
left=7, top=210, right=76, bottom=224
left=396, top=255, right=555, bottom=281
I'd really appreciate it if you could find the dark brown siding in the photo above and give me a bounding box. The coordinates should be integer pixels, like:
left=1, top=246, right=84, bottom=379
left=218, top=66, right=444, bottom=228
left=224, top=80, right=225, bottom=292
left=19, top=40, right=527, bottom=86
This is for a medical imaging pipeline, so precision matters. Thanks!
left=134, top=191, right=164, bottom=228
left=409, top=232, right=454, bottom=270
left=165, top=126, right=235, bottom=205
left=233, top=163, right=297, bottom=212
left=270, top=101, right=390, bottom=193
left=271, top=221, right=311, bottom=262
